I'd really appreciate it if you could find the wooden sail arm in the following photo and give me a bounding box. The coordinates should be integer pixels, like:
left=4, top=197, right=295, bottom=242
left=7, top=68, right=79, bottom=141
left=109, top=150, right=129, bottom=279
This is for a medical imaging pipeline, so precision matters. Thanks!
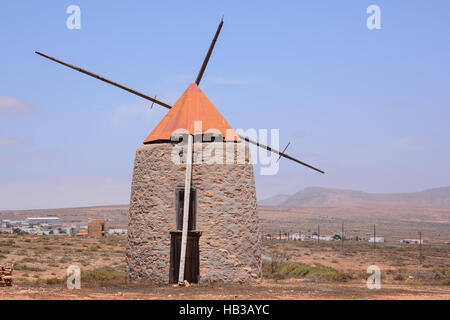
left=35, top=46, right=324, bottom=174
left=35, top=51, right=172, bottom=109
left=238, top=135, right=325, bottom=174
left=195, top=17, right=224, bottom=86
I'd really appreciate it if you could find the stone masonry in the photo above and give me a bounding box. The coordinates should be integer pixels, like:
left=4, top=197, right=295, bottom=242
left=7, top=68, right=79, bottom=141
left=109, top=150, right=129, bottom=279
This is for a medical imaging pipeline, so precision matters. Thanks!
left=126, top=141, right=261, bottom=283
left=88, top=219, right=106, bottom=237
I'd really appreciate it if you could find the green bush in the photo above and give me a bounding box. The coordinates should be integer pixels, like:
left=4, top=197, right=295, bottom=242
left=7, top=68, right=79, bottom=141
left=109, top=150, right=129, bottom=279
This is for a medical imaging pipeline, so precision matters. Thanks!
left=14, top=264, right=45, bottom=272
left=35, top=277, right=63, bottom=285
left=86, top=245, right=100, bottom=252
left=81, top=267, right=123, bottom=282
left=263, top=260, right=348, bottom=282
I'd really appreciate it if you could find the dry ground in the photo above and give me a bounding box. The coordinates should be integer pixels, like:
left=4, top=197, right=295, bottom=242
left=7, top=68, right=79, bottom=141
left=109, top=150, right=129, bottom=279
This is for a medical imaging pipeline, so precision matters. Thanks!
left=1, top=281, right=449, bottom=300
left=0, top=234, right=448, bottom=300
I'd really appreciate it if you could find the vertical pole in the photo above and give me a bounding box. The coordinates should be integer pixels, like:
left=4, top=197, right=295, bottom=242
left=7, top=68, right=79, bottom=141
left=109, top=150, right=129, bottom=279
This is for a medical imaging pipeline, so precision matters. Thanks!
left=373, top=224, right=376, bottom=251
left=341, top=221, right=344, bottom=252
left=279, top=230, right=281, bottom=241
left=178, top=134, right=193, bottom=284
left=317, top=225, right=320, bottom=245
left=419, top=231, right=422, bottom=265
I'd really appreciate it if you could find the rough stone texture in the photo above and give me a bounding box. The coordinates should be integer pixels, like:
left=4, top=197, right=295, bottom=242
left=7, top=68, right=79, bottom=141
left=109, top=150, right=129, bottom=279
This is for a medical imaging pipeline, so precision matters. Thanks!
left=88, top=219, right=106, bottom=237
left=0, top=263, right=13, bottom=287
left=126, top=142, right=261, bottom=283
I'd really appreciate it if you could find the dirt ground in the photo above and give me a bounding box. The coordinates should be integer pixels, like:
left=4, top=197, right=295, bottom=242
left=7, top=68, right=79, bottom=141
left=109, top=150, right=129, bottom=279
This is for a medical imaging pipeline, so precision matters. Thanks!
left=264, top=239, right=449, bottom=273
left=0, top=234, right=449, bottom=300
left=1, top=281, right=449, bottom=300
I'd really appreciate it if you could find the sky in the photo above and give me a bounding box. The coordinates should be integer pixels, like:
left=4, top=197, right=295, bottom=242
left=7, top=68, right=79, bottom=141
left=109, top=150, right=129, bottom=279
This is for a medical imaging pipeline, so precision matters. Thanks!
left=1, top=0, right=450, bottom=210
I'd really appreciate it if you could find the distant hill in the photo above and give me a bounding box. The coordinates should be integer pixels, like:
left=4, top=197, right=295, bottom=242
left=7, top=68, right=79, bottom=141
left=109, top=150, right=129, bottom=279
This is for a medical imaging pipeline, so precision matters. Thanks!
left=259, top=186, right=450, bottom=207
left=258, top=194, right=291, bottom=206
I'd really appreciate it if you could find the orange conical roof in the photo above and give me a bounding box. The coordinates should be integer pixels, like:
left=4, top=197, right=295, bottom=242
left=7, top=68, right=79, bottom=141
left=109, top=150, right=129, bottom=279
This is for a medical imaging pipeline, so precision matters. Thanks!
left=144, top=83, right=240, bottom=143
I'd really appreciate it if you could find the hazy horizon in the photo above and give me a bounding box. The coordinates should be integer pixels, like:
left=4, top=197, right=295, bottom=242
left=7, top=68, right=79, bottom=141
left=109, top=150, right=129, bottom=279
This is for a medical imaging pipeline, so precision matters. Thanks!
left=1, top=1, right=450, bottom=210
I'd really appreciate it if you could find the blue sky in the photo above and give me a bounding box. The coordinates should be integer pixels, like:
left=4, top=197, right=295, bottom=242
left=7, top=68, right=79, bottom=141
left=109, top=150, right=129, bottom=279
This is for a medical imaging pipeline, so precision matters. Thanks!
left=1, top=1, right=449, bottom=209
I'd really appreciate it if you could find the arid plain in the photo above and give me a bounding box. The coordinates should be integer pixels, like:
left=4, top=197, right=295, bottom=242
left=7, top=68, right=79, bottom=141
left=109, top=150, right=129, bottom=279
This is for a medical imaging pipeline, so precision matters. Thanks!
left=0, top=199, right=449, bottom=299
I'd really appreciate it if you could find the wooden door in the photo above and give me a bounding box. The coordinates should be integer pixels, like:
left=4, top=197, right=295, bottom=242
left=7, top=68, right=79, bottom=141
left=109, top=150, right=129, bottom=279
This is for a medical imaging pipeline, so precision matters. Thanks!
left=169, top=232, right=200, bottom=283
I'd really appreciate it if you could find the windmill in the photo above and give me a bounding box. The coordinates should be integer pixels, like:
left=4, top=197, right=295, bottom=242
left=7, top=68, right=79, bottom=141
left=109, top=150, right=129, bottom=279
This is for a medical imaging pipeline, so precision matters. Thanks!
left=36, top=17, right=324, bottom=284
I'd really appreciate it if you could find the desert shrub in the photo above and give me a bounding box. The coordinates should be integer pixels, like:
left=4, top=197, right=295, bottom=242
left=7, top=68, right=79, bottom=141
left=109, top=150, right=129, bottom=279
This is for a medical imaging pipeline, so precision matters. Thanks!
left=63, top=248, right=73, bottom=254
left=0, top=240, right=19, bottom=247
left=263, top=260, right=348, bottom=282
left=394, top=273, right=405, bottom=281
left=441, top=279, right=450, bottom=286
left=86, top=245, right=100, bottom=252
left=13, top=229, right=28, bottom=235
left=44, top=277, right=63, bottom=285
left=14, top=264, right=45, bottom=272
left=81, top=267, right=124, bottom=283
left=59, top=257, right=70, bottom=264
left=34, top=277, right=63, bottom=285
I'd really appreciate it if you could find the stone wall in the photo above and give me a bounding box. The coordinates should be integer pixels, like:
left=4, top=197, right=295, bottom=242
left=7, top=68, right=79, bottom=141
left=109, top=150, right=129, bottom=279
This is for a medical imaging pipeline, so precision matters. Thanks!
left=88, top=219, right=105, bottom=237
left=126, top=142, right=261, bottom=283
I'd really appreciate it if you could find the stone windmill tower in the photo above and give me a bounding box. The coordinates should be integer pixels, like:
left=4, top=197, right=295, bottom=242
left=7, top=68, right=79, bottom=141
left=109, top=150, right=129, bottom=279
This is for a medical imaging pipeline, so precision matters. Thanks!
left=36, top=18, right=324, bottom=284
left=126, top=82, right=259, bottom=283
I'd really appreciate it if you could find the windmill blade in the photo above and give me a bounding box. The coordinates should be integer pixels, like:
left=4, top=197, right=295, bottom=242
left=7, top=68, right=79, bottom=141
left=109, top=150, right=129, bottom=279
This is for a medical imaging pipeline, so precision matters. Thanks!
left=195, top=17, right=224, bottom=86
left=35, top=51, right=172, bottom=109
left=35, top=49, right=323, bottom=174
left=238, top=135, right=324, bottom=174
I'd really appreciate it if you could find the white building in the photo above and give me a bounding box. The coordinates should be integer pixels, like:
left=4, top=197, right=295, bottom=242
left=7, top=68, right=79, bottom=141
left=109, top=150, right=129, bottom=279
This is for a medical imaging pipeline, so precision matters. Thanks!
left=108, top=228, right=127, bottom=235
left=311, top=235, right=335, bottom=241
left=369, top=237, right=385, bottom=243
left=25, top=217, right=60, bottom=226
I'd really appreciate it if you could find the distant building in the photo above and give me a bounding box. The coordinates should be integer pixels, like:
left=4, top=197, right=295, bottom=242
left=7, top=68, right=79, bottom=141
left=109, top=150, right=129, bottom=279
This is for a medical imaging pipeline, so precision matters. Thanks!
left=25, top=217, right=60, bottom=226
left=400, top=237, right=429, bottom=244
left=88, top=219, right=106, bottom=237
left=107, top=228, right=127, bottom=235
left=369, top=237, right=385, bottom=243
left=311, top=235, right=335, bottom=241
left=76, top=229, right=88, bottom=236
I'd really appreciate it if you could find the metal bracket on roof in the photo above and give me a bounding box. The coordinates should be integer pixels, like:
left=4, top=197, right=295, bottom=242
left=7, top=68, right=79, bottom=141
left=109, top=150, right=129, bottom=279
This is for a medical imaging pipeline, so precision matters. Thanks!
left=277, top=142, right=291, bottom=162
left=150, top=96, right=157, bottom=109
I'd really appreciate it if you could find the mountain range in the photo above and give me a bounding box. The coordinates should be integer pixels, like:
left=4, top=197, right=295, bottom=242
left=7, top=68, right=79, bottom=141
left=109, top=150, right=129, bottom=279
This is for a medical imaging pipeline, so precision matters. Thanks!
left=259, top=186, right=450, bottom=207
